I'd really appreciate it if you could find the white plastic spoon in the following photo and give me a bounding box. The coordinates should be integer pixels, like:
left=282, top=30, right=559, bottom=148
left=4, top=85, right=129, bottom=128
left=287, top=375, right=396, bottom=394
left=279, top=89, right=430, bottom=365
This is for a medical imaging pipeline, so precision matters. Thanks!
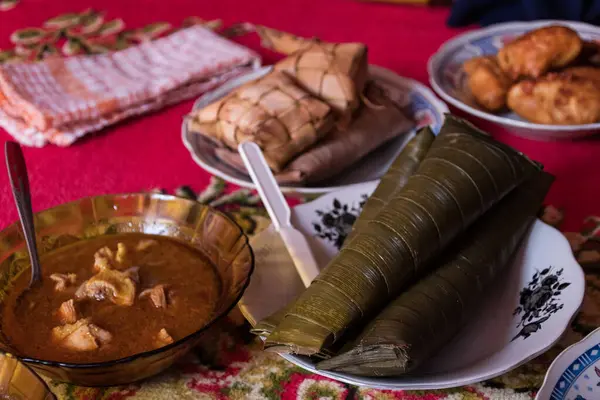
left=238, top=142, right=319, bottom=287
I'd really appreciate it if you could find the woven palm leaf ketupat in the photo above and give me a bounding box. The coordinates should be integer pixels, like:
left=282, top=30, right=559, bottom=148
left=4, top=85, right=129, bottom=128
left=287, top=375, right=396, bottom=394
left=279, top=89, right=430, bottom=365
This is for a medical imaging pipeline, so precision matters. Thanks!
left=256, top=25, right=368, bottom=123
left=317, top=172, right=553, bottom=376
left=255, top=25, right=315, bottom=55
left=264, top=115, right=542, bottom=356
left=187, top=71, right=335, bottom=172
left=346, top=126, right=435, bottom=245
left=213, top=81, right=415, bottom=184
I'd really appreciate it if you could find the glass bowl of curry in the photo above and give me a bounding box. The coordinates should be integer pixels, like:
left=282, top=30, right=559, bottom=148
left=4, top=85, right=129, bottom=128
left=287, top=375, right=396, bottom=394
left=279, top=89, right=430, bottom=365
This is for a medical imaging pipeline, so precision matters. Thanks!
left=0, top=193, right=254, bottom=387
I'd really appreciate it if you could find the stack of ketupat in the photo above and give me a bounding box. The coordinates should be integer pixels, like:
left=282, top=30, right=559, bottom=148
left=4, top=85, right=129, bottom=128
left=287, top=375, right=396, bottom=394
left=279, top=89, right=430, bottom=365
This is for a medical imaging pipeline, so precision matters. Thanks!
left=187, top=26, right=416, bottom=185
left=252, top=115, right=553, bottom=377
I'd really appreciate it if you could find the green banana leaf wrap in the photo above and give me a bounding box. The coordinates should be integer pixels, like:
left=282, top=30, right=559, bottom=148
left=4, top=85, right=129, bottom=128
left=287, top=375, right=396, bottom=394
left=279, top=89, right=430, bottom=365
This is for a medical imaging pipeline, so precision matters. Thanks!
left=252, top=306, right=334, bottom=359
left=345, top=126, right=435, bottom=245
left=252, top=127, right=435, bottom=340
left=251, top=310, right=281, bottom=337
left=265, top=115, right=541, bottom=356
left=316, top=172, right=553, bottom=376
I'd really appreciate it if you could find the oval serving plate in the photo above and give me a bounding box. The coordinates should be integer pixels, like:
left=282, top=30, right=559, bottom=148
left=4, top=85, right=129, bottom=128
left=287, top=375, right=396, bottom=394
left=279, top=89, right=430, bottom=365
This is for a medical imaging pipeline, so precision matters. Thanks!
left=428, top=20, right=600, bottom=141
left=239, top=182, right=585, bottom=390
left=537, top=327, right=600, bottom=400
left=182, top=65, right=448, bottom=194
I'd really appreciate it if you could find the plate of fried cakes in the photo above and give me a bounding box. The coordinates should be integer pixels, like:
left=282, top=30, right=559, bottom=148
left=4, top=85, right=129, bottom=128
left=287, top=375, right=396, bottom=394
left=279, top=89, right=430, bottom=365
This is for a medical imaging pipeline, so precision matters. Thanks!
left=428, top=20, right=600, bottom=140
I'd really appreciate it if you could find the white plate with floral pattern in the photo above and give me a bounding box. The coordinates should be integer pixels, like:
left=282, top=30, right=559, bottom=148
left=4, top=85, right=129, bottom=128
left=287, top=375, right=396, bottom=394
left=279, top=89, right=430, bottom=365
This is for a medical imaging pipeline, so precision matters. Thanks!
left=239, top=182, right=586, bottom=390
left=537, top=327, right=600, bottom=400
left=427, top=20, right=600, bottom=141
left=182, top=65, right=448, bottom=194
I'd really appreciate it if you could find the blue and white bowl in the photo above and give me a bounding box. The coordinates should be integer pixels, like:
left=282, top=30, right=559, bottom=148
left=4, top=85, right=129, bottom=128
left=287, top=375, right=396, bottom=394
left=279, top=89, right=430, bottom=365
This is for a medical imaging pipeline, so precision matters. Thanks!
left=537, top=328, right=600, bottom=400
left=428, top=20, right=600, bottom=141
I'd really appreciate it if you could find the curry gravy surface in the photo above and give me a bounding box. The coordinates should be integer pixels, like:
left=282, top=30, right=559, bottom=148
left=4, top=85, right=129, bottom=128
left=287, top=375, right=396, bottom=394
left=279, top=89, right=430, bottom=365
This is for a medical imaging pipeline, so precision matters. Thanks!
left=2, top=234, right=221, bottom=363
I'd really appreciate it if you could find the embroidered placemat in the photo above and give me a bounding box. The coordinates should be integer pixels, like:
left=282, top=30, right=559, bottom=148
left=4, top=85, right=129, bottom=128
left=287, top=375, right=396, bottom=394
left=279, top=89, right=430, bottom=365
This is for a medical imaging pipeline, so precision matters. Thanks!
left=38, top=177, right=598, bottom=400
left=0, top=11, right=258, bottom=147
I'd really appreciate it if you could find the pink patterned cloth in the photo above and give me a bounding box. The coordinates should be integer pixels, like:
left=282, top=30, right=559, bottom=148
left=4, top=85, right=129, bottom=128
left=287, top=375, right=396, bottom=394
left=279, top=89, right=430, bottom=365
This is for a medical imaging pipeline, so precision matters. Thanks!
left=0, top=26, right=260, bottom=147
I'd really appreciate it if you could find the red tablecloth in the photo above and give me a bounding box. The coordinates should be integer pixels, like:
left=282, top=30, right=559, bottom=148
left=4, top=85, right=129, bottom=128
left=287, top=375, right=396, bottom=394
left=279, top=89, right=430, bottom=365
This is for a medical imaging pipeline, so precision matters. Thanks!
left=2, top=3, right=600, bottom=399
left=0, top=0, right=597, bottom=232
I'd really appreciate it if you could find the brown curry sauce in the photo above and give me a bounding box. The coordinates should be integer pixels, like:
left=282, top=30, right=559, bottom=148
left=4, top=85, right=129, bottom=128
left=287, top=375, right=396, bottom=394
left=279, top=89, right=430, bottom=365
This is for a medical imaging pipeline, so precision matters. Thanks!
left=1, top=233, right=221, bottom=364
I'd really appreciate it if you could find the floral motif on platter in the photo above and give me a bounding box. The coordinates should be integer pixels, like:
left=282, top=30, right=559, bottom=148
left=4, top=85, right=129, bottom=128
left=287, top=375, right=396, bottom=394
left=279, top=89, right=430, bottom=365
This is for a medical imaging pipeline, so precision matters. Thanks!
left=512, top=266, right=570, bottom=341
left=312, top=195, right=368, bottom=250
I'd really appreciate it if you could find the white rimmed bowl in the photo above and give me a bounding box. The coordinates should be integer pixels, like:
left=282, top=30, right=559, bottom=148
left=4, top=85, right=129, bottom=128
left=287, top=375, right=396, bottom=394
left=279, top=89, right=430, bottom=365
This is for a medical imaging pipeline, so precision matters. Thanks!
left=428, top=20, right=600, bottom=141
left=182, top=65, right=448, bottom=194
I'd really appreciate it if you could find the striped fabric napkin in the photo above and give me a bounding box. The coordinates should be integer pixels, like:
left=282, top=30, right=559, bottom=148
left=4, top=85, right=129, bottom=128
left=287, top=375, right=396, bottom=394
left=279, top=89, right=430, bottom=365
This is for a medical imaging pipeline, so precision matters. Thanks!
left=0, top=25, right=260, bottom=147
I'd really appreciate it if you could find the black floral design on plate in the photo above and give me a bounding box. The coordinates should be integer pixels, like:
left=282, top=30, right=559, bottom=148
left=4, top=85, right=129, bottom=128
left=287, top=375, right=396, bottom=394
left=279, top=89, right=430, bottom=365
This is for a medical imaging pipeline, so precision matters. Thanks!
left=312, top=195, right=368, bottom=249
left=512, top=266, right=569, bottom=341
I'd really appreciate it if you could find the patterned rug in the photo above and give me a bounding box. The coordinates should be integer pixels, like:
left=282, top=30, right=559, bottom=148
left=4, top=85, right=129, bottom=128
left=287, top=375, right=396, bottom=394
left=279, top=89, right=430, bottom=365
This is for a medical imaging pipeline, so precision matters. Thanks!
left=39, top=177, right=600, bottom=400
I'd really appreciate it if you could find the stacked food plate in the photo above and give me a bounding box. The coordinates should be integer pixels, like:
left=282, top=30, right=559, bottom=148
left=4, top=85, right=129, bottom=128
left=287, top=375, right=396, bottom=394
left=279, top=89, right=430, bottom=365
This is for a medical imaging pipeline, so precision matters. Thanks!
left=183, top=65, right=448, bottom=193
left=181, top=24, right=587, bottom=391
left=182, top=26, right=448, bottom=194
left=239, top=115, right=586, bottom=390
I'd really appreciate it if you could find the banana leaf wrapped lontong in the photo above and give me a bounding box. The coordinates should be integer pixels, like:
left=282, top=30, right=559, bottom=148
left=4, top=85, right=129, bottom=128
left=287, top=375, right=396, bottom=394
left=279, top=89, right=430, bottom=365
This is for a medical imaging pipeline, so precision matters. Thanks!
left=317, top=171, right=553, bottom=376
left=262, top=115, right=542, bottom=356
left=345, top=125, right=435, bottom=245
left=250, top=126, right=435, bottom=347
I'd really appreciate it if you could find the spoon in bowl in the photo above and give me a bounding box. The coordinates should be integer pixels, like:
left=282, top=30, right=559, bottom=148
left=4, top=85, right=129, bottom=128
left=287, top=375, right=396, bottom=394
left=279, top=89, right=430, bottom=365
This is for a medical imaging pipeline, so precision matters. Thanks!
left=5, top=141, right=42, bottom=290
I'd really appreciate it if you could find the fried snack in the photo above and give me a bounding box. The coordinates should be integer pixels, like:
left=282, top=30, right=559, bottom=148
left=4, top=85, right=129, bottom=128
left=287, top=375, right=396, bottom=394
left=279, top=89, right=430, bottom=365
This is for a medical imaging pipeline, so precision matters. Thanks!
left=507, top=73, right=600, bottom=125
left=498, top=26, right=583, bottom=79
left=572, top=40, right=600, bottom=67
left=256, top=25, right=368, bottom=124
left=563, top=66, right=600, bottom=84
left=187, top=71, right=336, bottom=172
left=463, top=55, right=512, bottom=111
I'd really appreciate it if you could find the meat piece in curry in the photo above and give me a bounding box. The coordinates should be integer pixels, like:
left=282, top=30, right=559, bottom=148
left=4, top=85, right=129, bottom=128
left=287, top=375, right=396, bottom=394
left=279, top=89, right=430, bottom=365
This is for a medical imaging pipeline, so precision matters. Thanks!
left=49, top=273, right=77, bottom=292
left=1, top=233, right=221, bottom=363
left=140, top=284, right=168, bottom=309
left=57, top=299, right=77, bottom=324
left=156, top=328, right=174, bottom=348
left=75, top=266, right=139, bottom=306
left=52, top=318, right=112, bottom=352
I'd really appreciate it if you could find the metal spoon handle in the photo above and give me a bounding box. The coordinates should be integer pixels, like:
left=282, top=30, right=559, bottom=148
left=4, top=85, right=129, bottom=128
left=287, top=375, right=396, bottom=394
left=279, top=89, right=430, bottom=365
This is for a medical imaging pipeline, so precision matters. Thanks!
left=5, top=141, right=41, bottom=286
